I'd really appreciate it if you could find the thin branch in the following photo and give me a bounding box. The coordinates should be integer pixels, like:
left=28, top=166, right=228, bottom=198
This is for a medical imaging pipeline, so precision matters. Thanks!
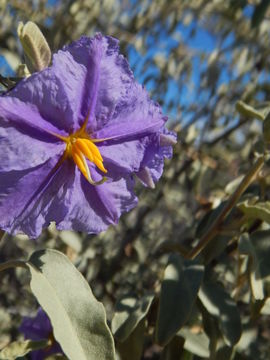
left=0, top=260, right=27, bottom=272
left=188, top=155, right=265, bottom=259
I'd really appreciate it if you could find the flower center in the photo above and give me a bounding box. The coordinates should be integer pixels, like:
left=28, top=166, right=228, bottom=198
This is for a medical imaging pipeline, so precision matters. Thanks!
left=50, top=127, right=107, bottom=185
left=48, top=115, right=107, bottom=185
left=64, top=133, right=107, bottom=185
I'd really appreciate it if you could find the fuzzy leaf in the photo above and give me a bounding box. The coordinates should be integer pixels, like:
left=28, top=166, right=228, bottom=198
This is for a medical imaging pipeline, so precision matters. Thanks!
left=17, top=21, right=51, bottom=72
left=26, top=249, right=115, bottom=360
left=238, top=200, right=270, bottom=224
left=0, top=339, right=49, bottom=360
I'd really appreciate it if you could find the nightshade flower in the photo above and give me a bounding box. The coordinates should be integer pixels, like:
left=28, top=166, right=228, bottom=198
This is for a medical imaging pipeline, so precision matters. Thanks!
left=0, top=34, right=176, bottom=238
left=20, top=308, right=62, bottom=360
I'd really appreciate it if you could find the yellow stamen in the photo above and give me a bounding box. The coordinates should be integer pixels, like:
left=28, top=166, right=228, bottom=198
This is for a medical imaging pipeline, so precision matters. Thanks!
left=47, top=116, right=108, bottom=185
left=71, top=146, right=88, bottom=179
left=84, top=139, right=103, bottom=161
left=93, top=157, right=107, bottom=173
left=75, top=139, right=94, bottom=162
left=68, top=136, right=107, bottom=185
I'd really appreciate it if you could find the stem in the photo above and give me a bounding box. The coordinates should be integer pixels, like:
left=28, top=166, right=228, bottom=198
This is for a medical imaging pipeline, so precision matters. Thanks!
left=0, top=260, right=27, bottom=272
left=0, top=230, right=8, bottom=244
left=188, top=156, right=265, bottom=259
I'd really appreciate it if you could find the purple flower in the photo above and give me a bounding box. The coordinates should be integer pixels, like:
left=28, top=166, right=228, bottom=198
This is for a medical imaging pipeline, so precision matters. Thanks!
left=20, top=308, right=62, bottom=360
left=0, top=34, right=176, bottom=238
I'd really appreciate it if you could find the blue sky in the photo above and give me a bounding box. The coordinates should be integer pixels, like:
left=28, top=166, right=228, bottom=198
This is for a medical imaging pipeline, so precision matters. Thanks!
left=0, top=1, right=256, bottom=122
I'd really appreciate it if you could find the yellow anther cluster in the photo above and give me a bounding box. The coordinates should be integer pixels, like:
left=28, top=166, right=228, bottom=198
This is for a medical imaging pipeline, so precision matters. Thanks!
left=49, top=116, right=108, bottom=185
left=70, top=137, right=107, bottom=182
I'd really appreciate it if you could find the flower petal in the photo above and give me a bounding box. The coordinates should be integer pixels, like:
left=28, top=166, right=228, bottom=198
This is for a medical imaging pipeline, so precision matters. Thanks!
left=0, top=156, right=73, bottom=237
left=57, top=35, right=105, bottom=130
left=93, top=83, right=166, bottom=141
left=91, top=35, right=135, bottom=132
left=56, top=168, right=137, bottom=234
left=99, top=136, right=153, bottom=176
left=59, top=34, right=165, bottom=139
left=137, top=129, right=177, bottom=186
left=20, top=308, right=51, bottom=340
left=0, top=115, right=65, bottom=172
left=8, top=66, right=78, bottom=134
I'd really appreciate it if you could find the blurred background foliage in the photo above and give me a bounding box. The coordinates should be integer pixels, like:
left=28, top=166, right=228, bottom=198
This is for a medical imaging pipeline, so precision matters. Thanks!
left=2, top=0, right=270, bottom=359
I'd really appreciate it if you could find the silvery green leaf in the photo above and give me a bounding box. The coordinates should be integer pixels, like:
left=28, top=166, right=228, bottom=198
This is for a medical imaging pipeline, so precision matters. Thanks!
left=26, top=249, right=115, bottom=360
left=199, top=281, right=242, bottom=346
left=238, top=200, right=270, bottom=224
left=156, top=254, right=204, bottom=346
left=116, top=319, right=146, bottom=360
left=112, top=293, right=154, bottom=342
left=0, top=339, right=49, bottom=360
left=178, top=328, right=210, bottom=358
left=240, top=230, right=270, bottom=297
left=235, top=101, right=264, bottom=121
left=17, top=21, right=51, bottom=72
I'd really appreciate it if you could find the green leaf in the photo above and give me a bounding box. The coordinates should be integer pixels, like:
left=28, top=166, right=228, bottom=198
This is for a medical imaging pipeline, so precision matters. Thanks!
left=251, top=0, right=270, bottom=28
left=263, top=111, right=270, bottom=143
left=17, top=21, right=51, bottom=72
left=235, top=101, right=264, bottom=121
left=238, top=200, right=270, bottom=224
left=239, top=230, right=270, bottom=299
left=59, top=231, right=82, bottom=253
left=239, top=233, right=265, bottom=300
left=161, top=336, right=185, bottom=360
left=116, top=319, right=146, bottom=360
left=0, top=339, right=49, bottom=360
left=26, top=249, right=115, bottom=360
left=178, top=328, right=210, bottom=358
left=199, top=281, right=242, bottom=346
left=112, top=293, right=154, bottom=342
left=156, top=254, right=204, bottom=346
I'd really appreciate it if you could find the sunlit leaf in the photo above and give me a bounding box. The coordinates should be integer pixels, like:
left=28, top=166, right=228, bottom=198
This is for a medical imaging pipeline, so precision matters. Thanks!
left=112, top=293, right=154, bottom=342
left=178, top=328, right=210, bottom=358
left=235, top=101, right=264, bottom=121
left=17, top=21, right=51, bottom=72
left=0, top=339, right=49, bottom=360
left=26, top=249, right=115, bottom=360
left=238, top=200, right=270, bottom=224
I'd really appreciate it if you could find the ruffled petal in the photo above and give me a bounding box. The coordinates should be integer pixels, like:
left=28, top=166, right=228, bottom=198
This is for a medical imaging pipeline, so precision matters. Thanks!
left=56, top=167, right=137, bottom=234
left=59, top=34, right=165, bottom=139
left=87, top=34, right=135, bottom=132
left=0, top=96, right=68, bottom=139
left=8, top=66, right=78, bottom=134
left=93, top=83, right=165, bottom=141
left=99, top=136, right=152, bottom=176
left=0, top=151, right=137, bottom=237
left=137, top=129, right=177, bottom=186
left=0, top=156, right=73, bottom=237
left=0, top=114, right=65, bottom=172
left=52, top=37, right=103, bottom=131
